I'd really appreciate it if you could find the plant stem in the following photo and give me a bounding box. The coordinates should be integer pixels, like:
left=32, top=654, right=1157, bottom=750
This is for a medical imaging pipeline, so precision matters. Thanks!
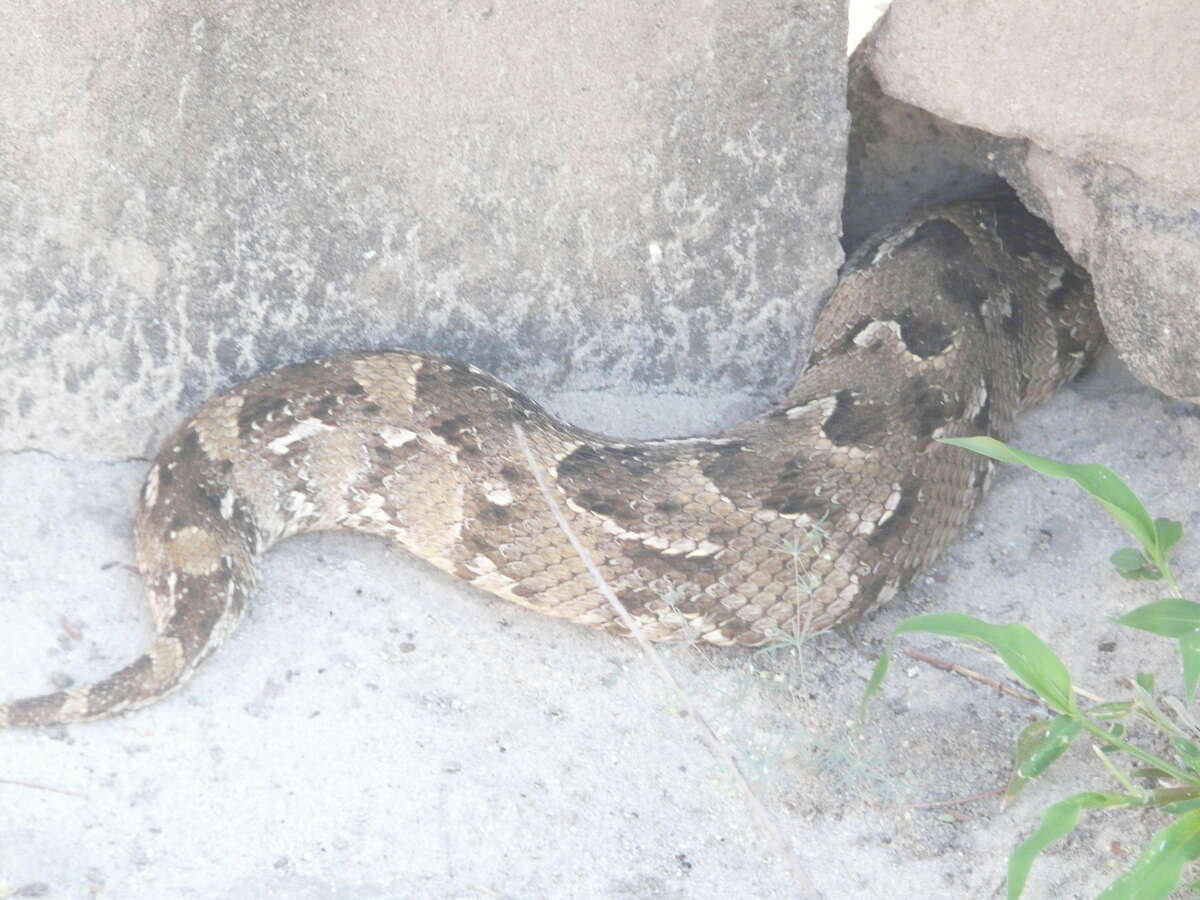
left=1161, top=564, right=1183, bottom=601
left=1093, top=743, right=1141, bottom=796
left=1076, top=716, right=1198, bottom=785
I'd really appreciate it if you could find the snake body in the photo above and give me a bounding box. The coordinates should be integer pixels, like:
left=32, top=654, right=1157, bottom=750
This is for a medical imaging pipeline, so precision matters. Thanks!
left=1, top=199, right=1105, bottom=727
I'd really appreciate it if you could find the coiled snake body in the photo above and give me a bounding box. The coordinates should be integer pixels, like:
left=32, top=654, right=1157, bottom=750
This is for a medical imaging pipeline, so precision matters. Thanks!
left=2, top=199, right=1105, bottom=727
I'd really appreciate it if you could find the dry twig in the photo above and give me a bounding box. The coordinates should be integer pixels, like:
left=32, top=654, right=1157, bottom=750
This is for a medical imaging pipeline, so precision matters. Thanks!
left=0, top=776, right=88, bottom=799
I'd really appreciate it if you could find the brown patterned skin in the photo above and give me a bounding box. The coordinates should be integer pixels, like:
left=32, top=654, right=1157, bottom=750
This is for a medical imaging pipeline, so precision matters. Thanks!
left=1, top=199, right=1105, bottom=727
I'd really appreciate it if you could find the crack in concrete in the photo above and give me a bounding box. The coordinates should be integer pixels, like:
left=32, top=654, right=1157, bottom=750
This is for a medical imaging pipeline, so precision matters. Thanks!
left=1, top=447, right=150, bottom=466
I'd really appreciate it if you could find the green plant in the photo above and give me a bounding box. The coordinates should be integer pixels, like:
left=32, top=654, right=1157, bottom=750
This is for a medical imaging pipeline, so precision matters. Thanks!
left=861, top=436, right=1200, bottom=899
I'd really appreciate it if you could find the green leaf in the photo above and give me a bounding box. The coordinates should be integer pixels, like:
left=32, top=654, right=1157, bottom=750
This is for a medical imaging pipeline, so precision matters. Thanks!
left=1018, top=716, right=1082, bottom=779
left=1115, top=599, right=1200, bottom=638
left=1111, top=547, right=1146, bottom=571
left=1097, top=809, right=1200, bottom=899
left=1119, top=566, right=1164, bottom=582
left=940, top=437, right=1159, bottom=556
left=1129, top=767, right=1176, bottom=781
left=1008, top=792, right=1134, bottom=900
left=1117, top=602, right=1200, bottom=703
left=1006, top=721, right=1051, bottom=804
left=1174, top=738, right=1200, bottom=776
left=1137, top=673, right=1156, bottom=693
left=1163, top=799, right=1200, bottom=815
left=1182, top=632, right=1200, bottom=703
left=1088, top=701, right=1135, bottom=721
left=1110, top=547, right=1162, bottom=581
left=1152, top=788, right=1200, bottom=811
left=1156, top=518, right=1184, bottom=554
left=889, top=613, right=1076, bottom=714
left=859, top=644, right=893, bottom=721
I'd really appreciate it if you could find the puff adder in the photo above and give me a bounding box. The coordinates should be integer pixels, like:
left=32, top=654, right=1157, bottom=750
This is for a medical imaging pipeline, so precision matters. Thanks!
left=1, top=199, right=1106, bottom=727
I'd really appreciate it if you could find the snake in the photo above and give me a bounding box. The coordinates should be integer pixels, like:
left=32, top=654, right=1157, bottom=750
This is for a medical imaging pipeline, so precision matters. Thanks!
left=1, top=198, right=1106, bottom=727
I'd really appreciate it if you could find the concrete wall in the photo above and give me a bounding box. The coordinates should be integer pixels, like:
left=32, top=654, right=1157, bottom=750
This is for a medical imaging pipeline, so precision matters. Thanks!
left=0, top=0, right=848, bottom=457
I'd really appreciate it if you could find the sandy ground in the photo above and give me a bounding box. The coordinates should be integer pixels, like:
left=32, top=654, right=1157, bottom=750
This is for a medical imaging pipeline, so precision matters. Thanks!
left=4, top=346, right=1200, bottom=899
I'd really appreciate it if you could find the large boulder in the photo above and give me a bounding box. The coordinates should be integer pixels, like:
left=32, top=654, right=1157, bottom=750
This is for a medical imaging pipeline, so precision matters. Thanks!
left=0, top=1, right=847, bottom=458
left=847, top=1, right=1200, bottom=402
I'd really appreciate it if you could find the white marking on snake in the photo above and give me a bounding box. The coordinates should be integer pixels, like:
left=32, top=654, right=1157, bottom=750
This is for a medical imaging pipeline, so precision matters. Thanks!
left=267, top=418, right=335, bottom=454
left=357, top=493, right=391, bottom=523
left=143, top=466, right=160, bottom=507
left=853, top=320, right=902, bottom=348
left=785, top=395, right=838, bottom=420
left=379, top=427, right=418, bottom=448
left=486, top=488, right=513, bottom=506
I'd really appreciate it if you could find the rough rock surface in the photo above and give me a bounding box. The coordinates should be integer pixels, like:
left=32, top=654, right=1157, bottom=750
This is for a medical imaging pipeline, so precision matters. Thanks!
left=847, top=0, right=1200, bottom=402
left=0, top=0, right=846, bottom=460
left=843, top=46, right=1011, bottom=252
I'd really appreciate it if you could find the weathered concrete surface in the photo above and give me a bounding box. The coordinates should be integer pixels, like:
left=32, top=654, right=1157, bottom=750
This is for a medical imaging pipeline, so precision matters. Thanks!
left=847, top=0, right=1200, bottom=402
left=0, top=0, right=846, bottom=460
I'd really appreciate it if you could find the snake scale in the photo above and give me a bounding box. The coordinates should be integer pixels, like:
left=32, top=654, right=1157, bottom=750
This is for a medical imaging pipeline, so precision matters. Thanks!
left=1, top=199, right=1105, bottom=727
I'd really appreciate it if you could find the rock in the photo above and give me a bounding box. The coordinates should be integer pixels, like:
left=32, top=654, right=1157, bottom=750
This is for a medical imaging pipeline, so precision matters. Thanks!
left=847, top=0, right=1200, bottom=402
left=843, top=42, right=1011, bottom=252
left=0, top=1, right=847, bottom=458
